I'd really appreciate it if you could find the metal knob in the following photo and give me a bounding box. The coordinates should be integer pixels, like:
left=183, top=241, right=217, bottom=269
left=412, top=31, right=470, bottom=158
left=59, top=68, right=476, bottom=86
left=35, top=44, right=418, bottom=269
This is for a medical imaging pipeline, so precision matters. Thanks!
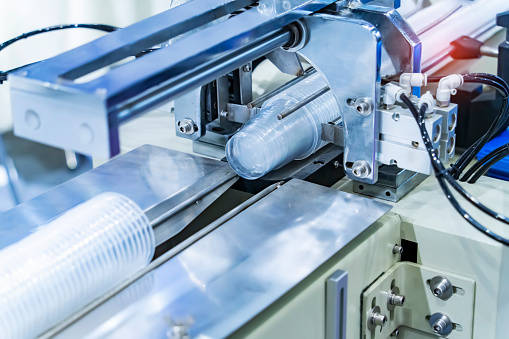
left=368, top=306, right=387, bottom=332
left=429, top=312, right=453, bottom=336
left=429, top=276, right=453, bottom=300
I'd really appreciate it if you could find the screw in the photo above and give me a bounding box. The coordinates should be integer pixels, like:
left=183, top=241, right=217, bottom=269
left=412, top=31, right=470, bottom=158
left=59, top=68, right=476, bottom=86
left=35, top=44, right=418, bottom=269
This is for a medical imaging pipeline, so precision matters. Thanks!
left=177, top=118, right=196, bottom=135
left=368, top=306, right=387, bottom=332
left=392, top=112, right=400, bottom=121
left=242, top=64, right=252, bottom=72
left=370, top=312, right=387, bottom=327
left=429, top=312, right=453, bottom=336
left=333, top=161, right=341, bottom=169
left=387, top=286, right=405, bottom=311
left=429, top=276, right=453, bottom=300
left=390, top=328, right=400, bottom=337
left=351, top=161, right=371, bottom=179
left=353, top=97, right=374, bottom=116
left=393, top=245, right=403, bottom=254
left=388, top=293, right=405, bottom=307
left=220, top=110, right=228, bottom=118
left=167, top=324, right=189, bottom=339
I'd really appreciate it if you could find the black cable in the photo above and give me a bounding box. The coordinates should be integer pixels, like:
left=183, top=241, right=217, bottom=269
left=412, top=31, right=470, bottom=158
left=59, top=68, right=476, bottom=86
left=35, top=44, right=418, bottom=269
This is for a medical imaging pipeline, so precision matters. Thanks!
left=0, top=23, right=120, bottom=84
left=468, top=145, right=509, bottom=184
left=427, top=74, right=509, bottom=179
left=403, top=96, right=509, bottom=245
left=400, top=94, right=509, bottom=231
left=462, top=143, right=509, bottom=182
left=0, top=24, right=119, bottom=53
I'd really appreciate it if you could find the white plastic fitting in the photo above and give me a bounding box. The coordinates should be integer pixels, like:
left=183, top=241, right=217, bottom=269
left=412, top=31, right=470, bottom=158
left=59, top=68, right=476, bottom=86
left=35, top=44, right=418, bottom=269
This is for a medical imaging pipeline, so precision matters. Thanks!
left=383, top=83, right=406, bottom=109
left=399, top=73, right=428, bottom=95
left=436, top=74, right=464, bottom=107
left=418, top=91, right=435, bottom=116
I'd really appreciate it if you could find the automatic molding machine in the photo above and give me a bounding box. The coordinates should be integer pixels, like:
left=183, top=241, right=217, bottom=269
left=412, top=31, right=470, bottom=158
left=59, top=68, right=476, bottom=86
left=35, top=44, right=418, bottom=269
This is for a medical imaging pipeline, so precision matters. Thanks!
left=1, top=1, right=509, bottom=338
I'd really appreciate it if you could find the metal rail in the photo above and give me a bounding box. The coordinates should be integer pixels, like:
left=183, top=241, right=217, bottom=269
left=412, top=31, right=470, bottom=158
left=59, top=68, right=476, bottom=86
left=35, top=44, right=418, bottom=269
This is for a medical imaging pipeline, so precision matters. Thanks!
left=277, top=85, right=330, bottom=120
left=39, top=181, right=284, bottom=338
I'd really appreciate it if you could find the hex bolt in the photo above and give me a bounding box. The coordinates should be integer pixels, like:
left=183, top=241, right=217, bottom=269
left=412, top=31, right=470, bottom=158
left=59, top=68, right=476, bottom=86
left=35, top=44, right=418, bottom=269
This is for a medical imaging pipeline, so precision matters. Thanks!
left=429, top=276, right=453, bottom=301
left=392, top=245, right=403, bottom=254
left=429, top=312, right=453, bottom=336
left=353, top=97, right=374, bottom=116
left=352, top=161, right=371, bottom=179
left=368, top=306, right=387, bottom=332
left=177, top=118, right=196, bottom=135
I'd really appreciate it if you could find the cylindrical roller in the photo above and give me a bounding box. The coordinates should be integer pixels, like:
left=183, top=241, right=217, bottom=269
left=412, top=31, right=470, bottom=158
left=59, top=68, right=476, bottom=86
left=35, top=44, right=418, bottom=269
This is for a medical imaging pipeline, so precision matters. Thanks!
left=0, top=193, right=155, bottom=339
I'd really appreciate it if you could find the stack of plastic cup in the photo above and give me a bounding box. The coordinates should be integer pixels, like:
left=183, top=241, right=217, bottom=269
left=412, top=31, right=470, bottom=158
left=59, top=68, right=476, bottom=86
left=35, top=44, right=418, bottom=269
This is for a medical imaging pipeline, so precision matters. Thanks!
left=226, top=72, right=341, bottom=180
left=0, top=192, right=155, bottom=339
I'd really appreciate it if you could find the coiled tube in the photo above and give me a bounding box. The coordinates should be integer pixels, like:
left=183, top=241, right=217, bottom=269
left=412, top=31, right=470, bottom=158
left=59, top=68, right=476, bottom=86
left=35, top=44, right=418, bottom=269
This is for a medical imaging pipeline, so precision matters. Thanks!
left=0, top=193, right=155, bottom=339
left=226, top=72, right=341, bottom=179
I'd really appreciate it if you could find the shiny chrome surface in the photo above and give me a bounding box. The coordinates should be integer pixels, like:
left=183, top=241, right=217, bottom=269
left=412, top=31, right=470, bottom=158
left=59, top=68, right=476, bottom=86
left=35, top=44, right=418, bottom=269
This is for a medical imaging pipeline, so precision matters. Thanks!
left=299, top=14, right=382, bottom=184
left=56, top=179, right=391, bottom=339
left=347, top=4, right=422, bottom=76
left=42, top=182, right=283, bottom=339
left=10, top=0, right=336, bottom=157
left=0, top=145, right=235, bottom=250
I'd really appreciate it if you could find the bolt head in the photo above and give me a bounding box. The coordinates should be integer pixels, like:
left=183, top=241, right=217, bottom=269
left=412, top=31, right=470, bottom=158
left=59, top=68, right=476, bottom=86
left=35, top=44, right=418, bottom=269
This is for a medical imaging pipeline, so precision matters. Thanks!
left=242, top=64, right=252, bottom=72
left=177, top=118, right=196, bottom=135
left=353, top=97, right=374, bottom=116
left=351, top=161, right=371, bottom=179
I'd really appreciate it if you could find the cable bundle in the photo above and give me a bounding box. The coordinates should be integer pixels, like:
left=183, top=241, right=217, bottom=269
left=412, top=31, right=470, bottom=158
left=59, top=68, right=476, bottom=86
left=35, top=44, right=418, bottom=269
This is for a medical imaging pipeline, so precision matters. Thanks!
left=0, top=193, right=155, bottom=339
left=428, top=73, right=509, bottom=182
left=401, top=83, right=509, bottom=246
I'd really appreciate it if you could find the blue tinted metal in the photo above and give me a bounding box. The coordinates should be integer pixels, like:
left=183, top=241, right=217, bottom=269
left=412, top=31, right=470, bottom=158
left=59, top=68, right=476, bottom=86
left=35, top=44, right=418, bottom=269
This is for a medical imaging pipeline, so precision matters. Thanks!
left=55, top=179, right=391, bottom=339
left=0, top=145, right=234, bottom=250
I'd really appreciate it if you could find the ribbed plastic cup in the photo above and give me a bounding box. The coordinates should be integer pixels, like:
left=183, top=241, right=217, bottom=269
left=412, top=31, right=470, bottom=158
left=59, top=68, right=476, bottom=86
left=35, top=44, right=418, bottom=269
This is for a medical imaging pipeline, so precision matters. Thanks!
left=0, top=193, right=155, bottom=339
left=226, top=73, right=341, bottom=180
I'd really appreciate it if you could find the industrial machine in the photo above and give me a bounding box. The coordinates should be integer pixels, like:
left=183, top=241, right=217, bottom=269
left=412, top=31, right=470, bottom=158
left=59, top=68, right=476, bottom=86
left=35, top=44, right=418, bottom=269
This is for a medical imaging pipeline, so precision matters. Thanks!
left=0, top=0, right=509, bottom=338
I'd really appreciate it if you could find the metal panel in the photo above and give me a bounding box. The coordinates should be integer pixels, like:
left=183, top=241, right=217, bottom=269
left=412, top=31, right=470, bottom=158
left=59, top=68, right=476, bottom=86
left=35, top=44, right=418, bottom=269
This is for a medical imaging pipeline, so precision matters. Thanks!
left=55, top=179, right=391, bottom=339
left=349, top=4, right=422, bottom=77
left=299, top=14, right=382, bottom=184
left=0, top=145, right=235, bottom=250
left=361, top=262, right=476, bottom=339
left=326, top=270, right=348, bottom=339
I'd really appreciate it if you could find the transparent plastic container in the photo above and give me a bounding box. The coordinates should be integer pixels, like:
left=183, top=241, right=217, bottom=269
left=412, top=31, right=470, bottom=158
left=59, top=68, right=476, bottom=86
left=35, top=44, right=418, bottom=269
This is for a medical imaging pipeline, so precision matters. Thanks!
left=226, top=73, right=341, bottom=179
left=0, top=193, right=155, bottom=339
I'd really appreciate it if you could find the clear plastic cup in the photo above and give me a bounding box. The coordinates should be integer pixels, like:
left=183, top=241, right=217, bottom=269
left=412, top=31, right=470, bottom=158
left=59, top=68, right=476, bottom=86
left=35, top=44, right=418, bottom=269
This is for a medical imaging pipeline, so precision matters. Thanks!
left=0, top=193, right=155, bottom=339
left=226, top=73, right=341, bottom=180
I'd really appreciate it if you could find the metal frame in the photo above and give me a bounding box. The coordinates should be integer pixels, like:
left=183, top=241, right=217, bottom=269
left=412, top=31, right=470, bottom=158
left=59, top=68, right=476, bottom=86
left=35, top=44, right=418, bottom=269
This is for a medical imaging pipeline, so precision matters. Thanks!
left=298, top=13, right=382, bottom=184
left=10, top=0, right=337, bottom=157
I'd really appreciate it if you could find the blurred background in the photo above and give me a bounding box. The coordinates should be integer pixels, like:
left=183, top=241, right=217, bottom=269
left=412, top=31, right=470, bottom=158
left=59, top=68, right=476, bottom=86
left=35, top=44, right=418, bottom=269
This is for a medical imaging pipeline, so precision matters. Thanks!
left=0, top=0, right=174, bottom=211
